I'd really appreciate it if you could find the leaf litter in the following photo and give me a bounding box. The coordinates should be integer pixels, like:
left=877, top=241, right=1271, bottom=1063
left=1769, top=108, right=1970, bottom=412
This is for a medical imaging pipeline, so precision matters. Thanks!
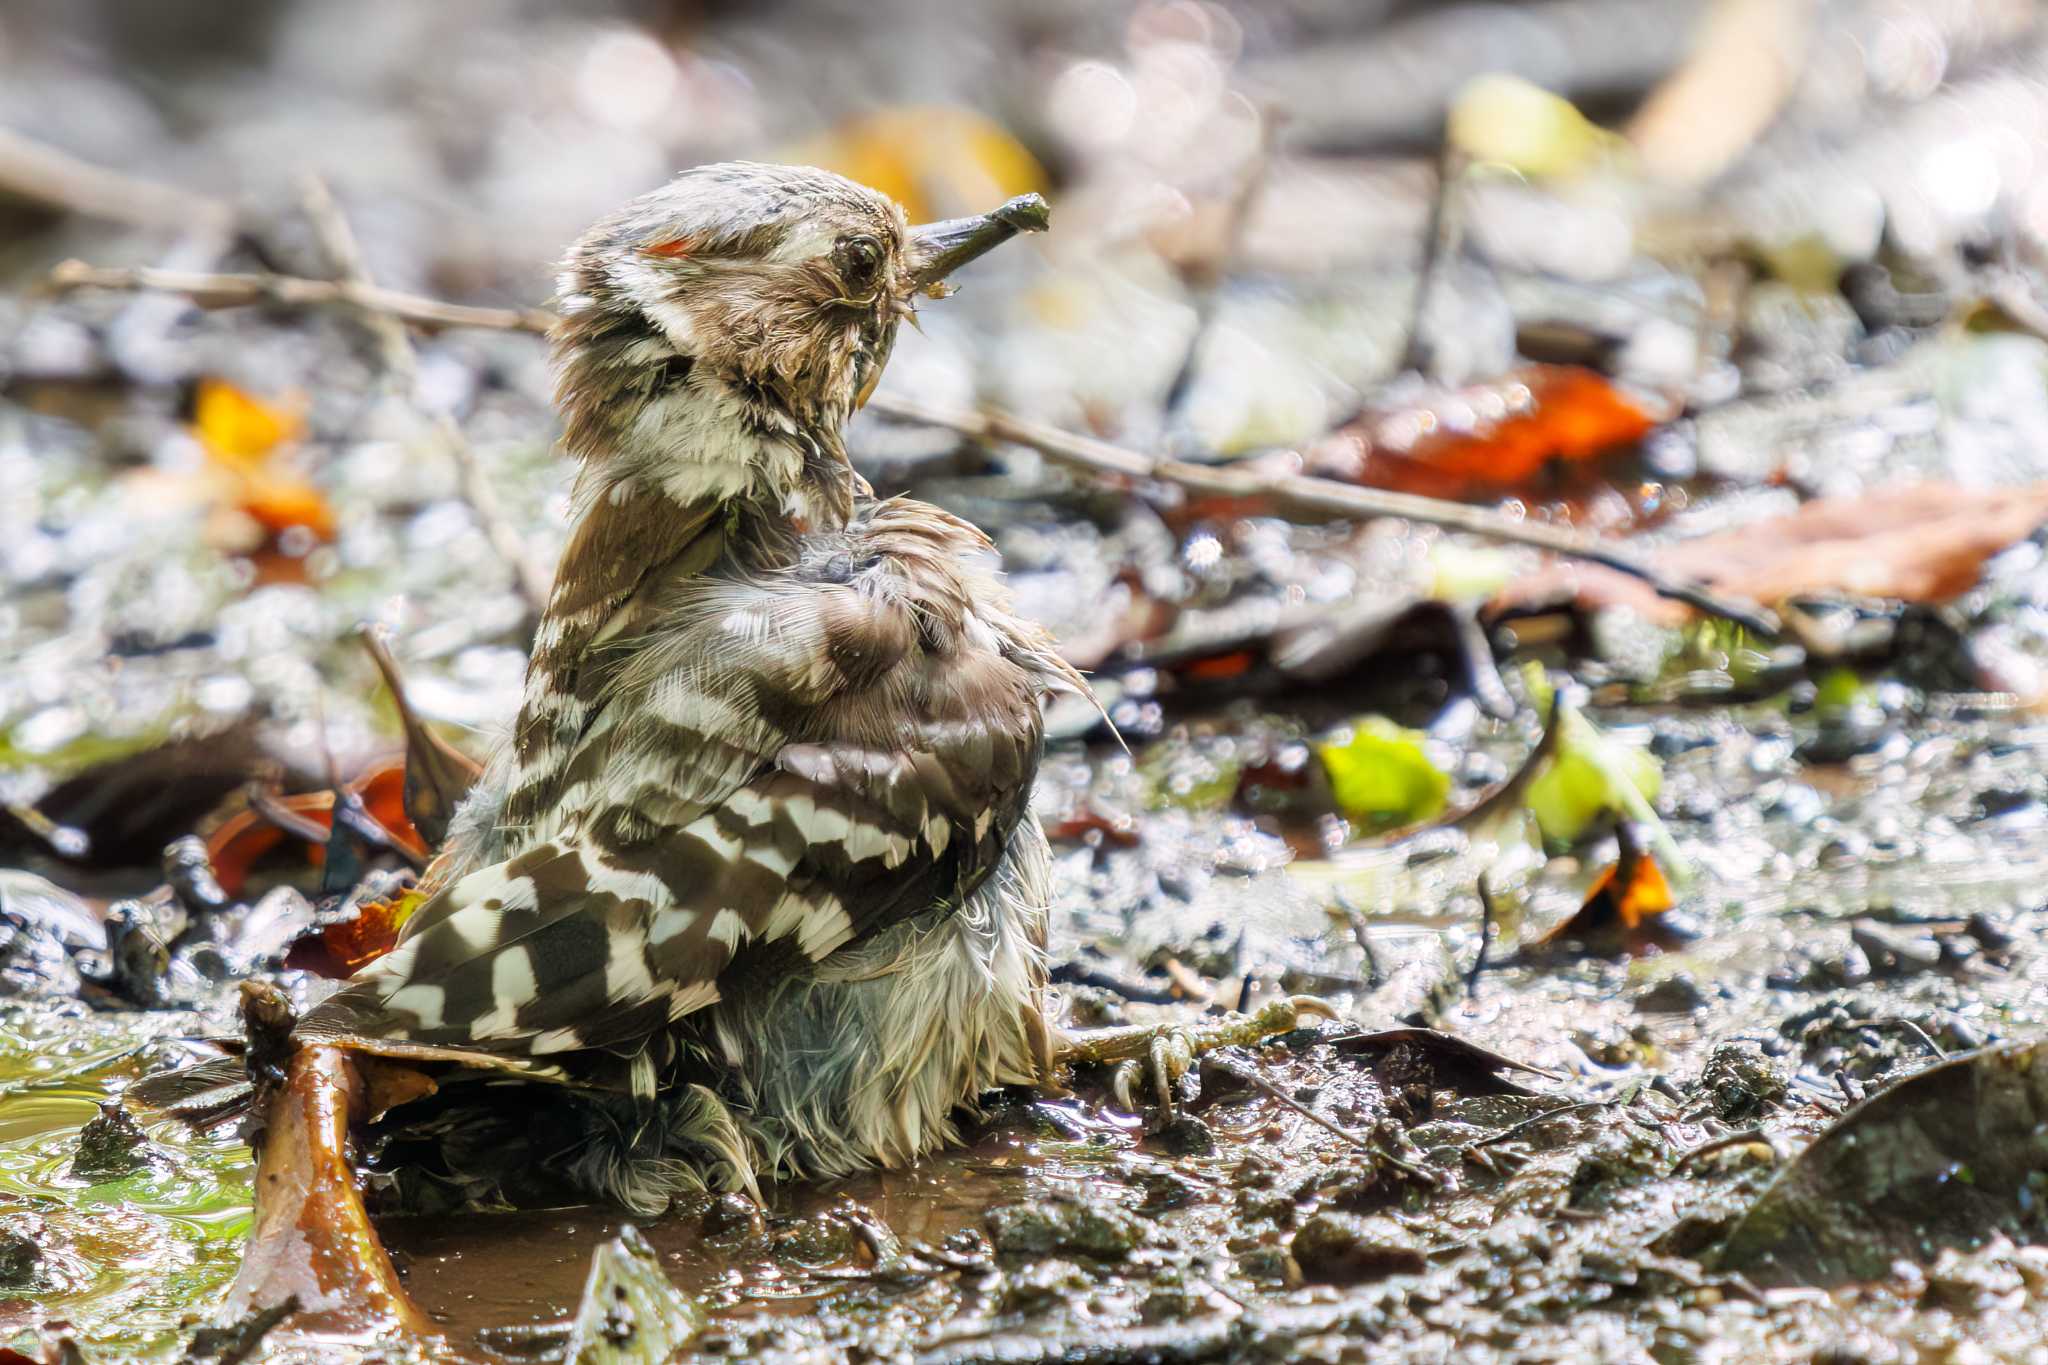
left=10, top=2, right=2048, bottom=1362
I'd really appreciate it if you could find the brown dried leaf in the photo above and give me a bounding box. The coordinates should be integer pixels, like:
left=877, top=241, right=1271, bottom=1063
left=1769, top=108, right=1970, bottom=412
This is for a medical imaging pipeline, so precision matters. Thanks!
left=204, top=759, right=425, bottom=898
left=1496, top=482, right=2048, bottom=623
left=1718, top=1041, right=2048, bottom=1285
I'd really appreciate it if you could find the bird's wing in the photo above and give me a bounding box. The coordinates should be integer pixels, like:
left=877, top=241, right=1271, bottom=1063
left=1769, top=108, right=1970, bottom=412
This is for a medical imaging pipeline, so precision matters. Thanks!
left=302, top=570, right=1046, bottom=1062
left=501, top=487, right=726, bottom=830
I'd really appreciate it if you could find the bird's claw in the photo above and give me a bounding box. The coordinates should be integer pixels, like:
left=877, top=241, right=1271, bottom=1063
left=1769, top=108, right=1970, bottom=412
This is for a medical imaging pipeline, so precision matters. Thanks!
left=1063, top=995, right=1340, bottom=1118
left=1108, top=1030, right=1194, bottom=1114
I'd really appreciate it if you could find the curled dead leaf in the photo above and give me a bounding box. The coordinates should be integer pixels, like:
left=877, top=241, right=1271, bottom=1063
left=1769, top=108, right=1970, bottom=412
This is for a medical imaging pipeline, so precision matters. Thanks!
left=227, top=1046, right=430, bottom=1337
left=204, top=759, right=423, bottom=898
left=315, top=886, right=428, bottom=973
left=1536, top=822, right=1682, bottom=953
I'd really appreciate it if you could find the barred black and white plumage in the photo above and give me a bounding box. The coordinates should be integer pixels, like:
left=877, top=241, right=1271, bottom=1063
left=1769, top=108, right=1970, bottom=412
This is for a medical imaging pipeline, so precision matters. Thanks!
left=136, top=163, right=1070, bottom=1212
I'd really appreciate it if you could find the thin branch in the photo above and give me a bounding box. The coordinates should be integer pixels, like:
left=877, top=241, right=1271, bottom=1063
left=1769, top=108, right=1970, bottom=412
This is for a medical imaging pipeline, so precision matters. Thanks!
left=298, top=178, right=552, bottom=618
left=867, top=394, right=1781, bottom=636
left=1463, top=1098, right=1610, bottom=1151
left=1468, top=873, right=1498, bottom=996
left=1851, top=1016, right=1949, bottom=1061
left=1671, top=1126, right=1775, bottom=1173
left=1211, top=1057, right=1441, bottom=1185
left=1403, top=145, right=1468, bottom=379
left=1160, top=111, right=1279, bottom=432
left=41, top=251, right=1777, bottom=635
left=45, top=260, right=556, bottom=337
left=0, top=128, right=233, bottom=231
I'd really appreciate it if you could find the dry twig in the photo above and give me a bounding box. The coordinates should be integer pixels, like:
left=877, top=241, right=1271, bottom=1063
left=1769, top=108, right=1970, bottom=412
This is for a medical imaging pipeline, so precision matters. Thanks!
left=44, top=252, right=1776, bottom=633
left=297, top=177, right=552, bottom=617
left=46, top=260, right=555, bottom=336
left=1403, top=145, right=1468, bottom=379
left=1209, top=1055, right=1440, bottom=1185
left=1464, top=1098, right=1609, bottom=1151
left=1671, top=1126, right=1776, bottom=1173
left=1468, top=873, right=1499, bottom=996
left=0, top=128, right=233, bottom=230
left=866, top=395, right=1781, bottom=635
left=1160, top=110, right=1278, bottom=430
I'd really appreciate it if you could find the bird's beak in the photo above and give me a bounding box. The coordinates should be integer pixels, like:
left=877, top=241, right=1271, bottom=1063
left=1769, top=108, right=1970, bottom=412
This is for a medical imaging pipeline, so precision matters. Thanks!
left=907, top=193, right=1051, bottom=296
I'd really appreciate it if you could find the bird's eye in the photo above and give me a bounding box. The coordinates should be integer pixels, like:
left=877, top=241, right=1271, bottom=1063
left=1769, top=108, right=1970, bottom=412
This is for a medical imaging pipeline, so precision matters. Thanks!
left=834, top=235, right=884, bottom=292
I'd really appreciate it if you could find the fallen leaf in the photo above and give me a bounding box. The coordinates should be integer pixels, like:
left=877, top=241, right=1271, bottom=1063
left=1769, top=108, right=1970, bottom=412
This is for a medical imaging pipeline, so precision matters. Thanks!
left=316, top=886, right=427, bottom=972
left=1535, top=822, right=1681, bottom=951
left=1326, top=1026, right=1556, bottom=1095
left=1497, top=482, right=2048, bottom=623
left=1449, top=74, right=1618, bottom=180
left=1317, top=718, right=1448, bottom=832
left=1308, top=366, right=1663, bottom=509
left=1717, top=1040, right=2048, bottom=1285
left=191, top=377, right=302, bottom=468
left=1581, top=842, right=1675, bottom=931
left=187, top=377, right=335, bottom=545
left=1046, top=806, right=1142, bottom=849
left=227, top=1045, right=429, bottom=1336
left=1181, top=649, right=1257, bottom=683
left=791, top=106, right=1046, bottom=224
left=1524, top=715, right=1663, bottom=847
left=204, top=759, right=425, bottom=898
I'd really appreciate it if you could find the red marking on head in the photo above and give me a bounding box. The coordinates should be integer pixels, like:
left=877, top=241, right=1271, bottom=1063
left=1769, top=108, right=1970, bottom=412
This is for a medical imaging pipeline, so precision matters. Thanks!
left=643, top=236, right=694, bottom=259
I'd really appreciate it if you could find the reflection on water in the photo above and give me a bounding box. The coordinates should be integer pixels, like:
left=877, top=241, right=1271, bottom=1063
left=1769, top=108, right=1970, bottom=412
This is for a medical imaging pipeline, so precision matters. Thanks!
left=384, top=1102, right=1141, bottom=1350
left=0, top=1007, right=252, bottom=1358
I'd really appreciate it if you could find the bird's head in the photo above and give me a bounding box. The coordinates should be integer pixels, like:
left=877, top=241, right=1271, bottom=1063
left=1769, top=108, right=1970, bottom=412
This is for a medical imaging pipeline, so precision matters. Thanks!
left=550, top=161, right=1046, bottom=523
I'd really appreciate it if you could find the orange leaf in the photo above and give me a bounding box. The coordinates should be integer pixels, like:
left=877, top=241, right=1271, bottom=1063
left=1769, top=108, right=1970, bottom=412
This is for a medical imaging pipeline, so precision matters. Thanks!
left=352, top=760, right=419, bottom=850
left=1311, top=366, right=1661, bottom=505
left=238, top=473, right=337, bottom=541
left=203, top=759, right=425, bottom=897
left=205, top=804, right=301, bottom=899
left=192, top=377, right=302, bottom=468
left=319, top=886, right=427, bottom=971
left=1539, top=824, right=1677, bottom=950
left=791, top=106, right=1047, bottom=223
left=189, top=378, right=333, bottom=544
left=1182, top=650, right=1257, bottom=682
left=1584, top=850, right=1675, bottom=930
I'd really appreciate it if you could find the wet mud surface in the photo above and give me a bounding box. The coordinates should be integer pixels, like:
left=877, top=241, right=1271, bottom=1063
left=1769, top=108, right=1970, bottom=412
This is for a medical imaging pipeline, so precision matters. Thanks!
left=9, top=1, right=2048, bottom=1360
left=355, top=702, right=2048, bottom=1361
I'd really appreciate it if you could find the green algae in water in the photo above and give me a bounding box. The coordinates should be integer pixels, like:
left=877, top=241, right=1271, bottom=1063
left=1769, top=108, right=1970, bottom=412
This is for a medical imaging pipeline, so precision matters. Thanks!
left=0, top=1005, right=251, bottom=1359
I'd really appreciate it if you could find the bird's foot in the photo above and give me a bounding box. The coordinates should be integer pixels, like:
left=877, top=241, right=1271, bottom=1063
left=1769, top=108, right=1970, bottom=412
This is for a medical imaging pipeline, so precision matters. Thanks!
left=1056, top=995, right=1339, bottom=1116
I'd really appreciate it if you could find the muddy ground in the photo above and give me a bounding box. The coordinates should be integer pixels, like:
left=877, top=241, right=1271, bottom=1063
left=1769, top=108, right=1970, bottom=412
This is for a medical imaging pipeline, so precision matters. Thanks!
left=8, top=1, right=2048, bottom=1361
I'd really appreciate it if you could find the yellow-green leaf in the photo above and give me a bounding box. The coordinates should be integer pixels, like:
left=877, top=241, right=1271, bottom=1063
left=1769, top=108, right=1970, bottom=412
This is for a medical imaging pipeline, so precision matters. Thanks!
left=1447, top=74, right=1615, bottom=180
left=1317, top=718, right=1449, bottom=831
